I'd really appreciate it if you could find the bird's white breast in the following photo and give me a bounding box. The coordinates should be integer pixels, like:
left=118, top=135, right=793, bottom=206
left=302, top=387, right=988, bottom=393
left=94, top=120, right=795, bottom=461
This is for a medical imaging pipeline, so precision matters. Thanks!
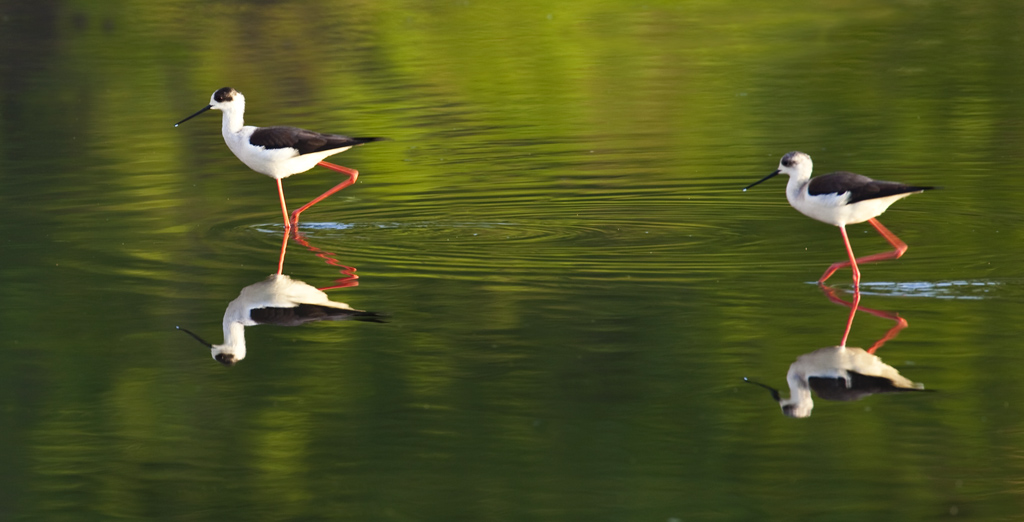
left=787, top=179, right=913, bottom=226
left=222, top=126, right=307, bottom=179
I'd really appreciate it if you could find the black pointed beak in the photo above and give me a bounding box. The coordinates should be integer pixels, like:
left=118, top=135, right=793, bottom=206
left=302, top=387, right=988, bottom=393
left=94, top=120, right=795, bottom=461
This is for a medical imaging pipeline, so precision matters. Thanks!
left=743, top=169, right=781, bottom=191
left=174, top=105, right=213, bottom=127
left=176, top=326, right=213, bottom=348
left=743, top=377, right=781, bottom=402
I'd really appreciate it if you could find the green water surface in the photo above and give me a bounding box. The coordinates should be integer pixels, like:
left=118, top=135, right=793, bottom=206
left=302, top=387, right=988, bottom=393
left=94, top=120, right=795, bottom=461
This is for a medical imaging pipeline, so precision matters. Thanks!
left=3, top=1, right=1024, bottom=520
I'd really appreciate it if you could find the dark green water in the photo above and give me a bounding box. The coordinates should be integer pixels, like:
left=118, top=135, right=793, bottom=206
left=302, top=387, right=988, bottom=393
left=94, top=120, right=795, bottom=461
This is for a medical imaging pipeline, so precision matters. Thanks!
left=4, top=1, right=1024, bottom=520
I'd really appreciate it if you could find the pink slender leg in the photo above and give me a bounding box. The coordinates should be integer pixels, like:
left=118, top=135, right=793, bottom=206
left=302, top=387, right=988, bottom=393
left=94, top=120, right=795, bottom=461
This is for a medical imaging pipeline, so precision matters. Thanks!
left=276, top=178, right=292, bottom=231
left=866, top=218, right=909, bottom=258
left=818, top=218, right=909, bottom=286
left=289, top=161, right=359, bottom=228
left=819, top=224, right=862, bottom=286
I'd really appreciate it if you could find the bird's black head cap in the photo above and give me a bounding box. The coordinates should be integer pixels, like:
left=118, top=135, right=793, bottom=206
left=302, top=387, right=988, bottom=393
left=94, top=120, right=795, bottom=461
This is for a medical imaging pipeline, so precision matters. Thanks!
left=213, top=87, right=236, bottom=103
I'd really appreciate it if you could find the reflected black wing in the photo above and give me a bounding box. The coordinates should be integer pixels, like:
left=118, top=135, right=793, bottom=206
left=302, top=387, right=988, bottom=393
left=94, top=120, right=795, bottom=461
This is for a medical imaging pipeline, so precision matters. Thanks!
left=809, top=372, right=926, bottom=402
left=250, top=305, right=388, bottom=326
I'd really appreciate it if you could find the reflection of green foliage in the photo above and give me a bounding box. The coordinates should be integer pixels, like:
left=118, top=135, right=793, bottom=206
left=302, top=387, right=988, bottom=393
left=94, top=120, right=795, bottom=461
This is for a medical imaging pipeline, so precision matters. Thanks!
left=3, top=0, right=1024, bottom=519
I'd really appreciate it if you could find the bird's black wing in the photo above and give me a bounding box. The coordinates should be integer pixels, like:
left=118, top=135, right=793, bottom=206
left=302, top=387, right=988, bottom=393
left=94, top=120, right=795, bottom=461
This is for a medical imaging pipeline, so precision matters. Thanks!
left=809, top=171, right=934, bottom=204
left=250, top=126, right=386, bottom=155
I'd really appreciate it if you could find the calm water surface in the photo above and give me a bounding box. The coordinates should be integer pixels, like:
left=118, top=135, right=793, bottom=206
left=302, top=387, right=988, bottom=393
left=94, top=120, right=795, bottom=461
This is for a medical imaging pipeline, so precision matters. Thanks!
left=4, top=1, right=1024, bottom=520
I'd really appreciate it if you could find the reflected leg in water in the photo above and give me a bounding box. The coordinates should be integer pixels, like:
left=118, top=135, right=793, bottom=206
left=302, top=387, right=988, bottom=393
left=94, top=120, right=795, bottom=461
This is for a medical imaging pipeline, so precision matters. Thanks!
left=291, top=231, right=360, bottom=290
left=289, top=162, right=359, bottom=228
left=818, top=218, right=909, bottom=286
left=819, top=283, right=909, bottom=353
left=744, top=285, right=923, bottom=418
left=276, top=226, right=360, bottom=288
left=277, top=231, right=289, bottom=275
left=839, top=285, right=861, bottom=347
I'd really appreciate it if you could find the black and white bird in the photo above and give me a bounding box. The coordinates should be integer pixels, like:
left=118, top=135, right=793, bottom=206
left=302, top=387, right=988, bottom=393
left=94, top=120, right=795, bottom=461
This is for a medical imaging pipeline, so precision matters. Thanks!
left=745, top=346, right=926, bottom=418
left=175, top=87, right=385, bottom=229
left=177, top=274, right=385, bottom=366
left=745, top=151, right=934, bottom=286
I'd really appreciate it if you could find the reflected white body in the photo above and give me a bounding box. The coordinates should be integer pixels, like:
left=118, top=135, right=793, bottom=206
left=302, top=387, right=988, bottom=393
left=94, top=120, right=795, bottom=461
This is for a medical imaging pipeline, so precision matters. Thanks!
left=778, top=152, right=918, bottom=227
left=210, top=91, right=354, bottom=179
left=212, top=274, right=361, bottom=364
left=779, top=345, right=923, bottom=418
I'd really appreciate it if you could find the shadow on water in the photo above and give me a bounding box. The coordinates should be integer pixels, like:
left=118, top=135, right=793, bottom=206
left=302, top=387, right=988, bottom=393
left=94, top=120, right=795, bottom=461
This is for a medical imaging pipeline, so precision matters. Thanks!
left=745, top=284, right=931, bottom=418
left=177, top=231, right=386, bottom=366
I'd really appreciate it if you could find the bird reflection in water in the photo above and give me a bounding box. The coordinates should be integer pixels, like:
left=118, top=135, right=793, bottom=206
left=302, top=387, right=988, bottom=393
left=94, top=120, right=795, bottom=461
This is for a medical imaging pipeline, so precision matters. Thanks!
left=178, top=232, right=384, bottom=365
left=746, top=287, right=927, bottom=418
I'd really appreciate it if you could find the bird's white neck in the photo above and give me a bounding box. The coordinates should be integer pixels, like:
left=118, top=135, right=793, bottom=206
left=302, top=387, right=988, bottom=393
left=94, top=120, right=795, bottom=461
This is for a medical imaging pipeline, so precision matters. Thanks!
left=214, top=321, right=247, bottom=360
left=784, top=173, right=810, bottom=205
left=781, top=377, right=814, bottom=418
left=780, top=393, right=813, bottom=418
left=221, top=103, right=245, bottom=135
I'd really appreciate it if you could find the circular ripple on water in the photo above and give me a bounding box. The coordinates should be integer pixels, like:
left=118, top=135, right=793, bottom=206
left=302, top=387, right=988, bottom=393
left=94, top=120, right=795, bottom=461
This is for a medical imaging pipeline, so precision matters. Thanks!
left=198, top=188, right=768, bottom=283
left=253, top=216, right=743, bottom=283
